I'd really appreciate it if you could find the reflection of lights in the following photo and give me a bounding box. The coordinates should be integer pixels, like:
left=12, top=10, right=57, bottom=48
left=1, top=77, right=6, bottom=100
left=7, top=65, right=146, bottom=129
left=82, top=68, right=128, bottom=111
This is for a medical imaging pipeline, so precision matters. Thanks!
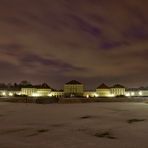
left=139, top=91, right=143, bottom=96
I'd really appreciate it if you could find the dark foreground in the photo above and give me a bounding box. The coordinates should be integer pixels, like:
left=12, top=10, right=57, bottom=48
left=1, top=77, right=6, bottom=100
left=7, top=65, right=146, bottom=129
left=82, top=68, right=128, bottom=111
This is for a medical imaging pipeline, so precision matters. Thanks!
left=0, top=96, right=148, bottom=104
left=0, top=102, right=148, bottom=148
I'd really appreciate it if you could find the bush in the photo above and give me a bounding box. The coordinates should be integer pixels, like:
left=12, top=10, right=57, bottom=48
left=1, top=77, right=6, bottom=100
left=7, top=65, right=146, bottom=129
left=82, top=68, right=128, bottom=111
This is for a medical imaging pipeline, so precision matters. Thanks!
left=35, top=97, right=59, bottom=104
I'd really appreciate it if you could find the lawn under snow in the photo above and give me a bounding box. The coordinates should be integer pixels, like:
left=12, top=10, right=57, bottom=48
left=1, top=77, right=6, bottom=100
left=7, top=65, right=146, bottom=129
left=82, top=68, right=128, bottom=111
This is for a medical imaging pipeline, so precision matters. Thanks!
left=0, top=102, right=148, bottom=148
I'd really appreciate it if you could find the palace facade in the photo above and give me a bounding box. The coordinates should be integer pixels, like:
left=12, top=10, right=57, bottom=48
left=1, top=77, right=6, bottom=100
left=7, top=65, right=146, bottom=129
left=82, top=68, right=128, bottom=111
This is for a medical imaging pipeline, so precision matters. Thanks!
left=0, top=80, right=148, bottom=98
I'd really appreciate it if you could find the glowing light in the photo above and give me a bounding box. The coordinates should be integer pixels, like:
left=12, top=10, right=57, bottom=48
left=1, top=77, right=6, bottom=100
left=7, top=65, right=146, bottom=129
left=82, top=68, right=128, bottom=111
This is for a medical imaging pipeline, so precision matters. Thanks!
left=2, top=92, right=6, bottom=96
left=139, top=91, right=143, bottom=96
left=95, top=94, right=99, bottom=97
left=48, top=93, right=53, bottom=97
left=86, top=95, right=89, bottom=98
left=125, top=93, right=130, bottom=97
left=8, top=92, right=13, bottom=96
left=17, top=92, right=22, bottom=95
left=108, top=94, right=115, bottom=97
left=32, top=93, right=39, bottom=97
left=131, top=92, right=135, bottom=96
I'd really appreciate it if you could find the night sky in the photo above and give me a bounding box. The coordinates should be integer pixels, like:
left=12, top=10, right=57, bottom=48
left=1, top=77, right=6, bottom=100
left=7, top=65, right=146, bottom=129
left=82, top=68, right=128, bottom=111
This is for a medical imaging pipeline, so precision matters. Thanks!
left=0, top=0, right=148, bottom=89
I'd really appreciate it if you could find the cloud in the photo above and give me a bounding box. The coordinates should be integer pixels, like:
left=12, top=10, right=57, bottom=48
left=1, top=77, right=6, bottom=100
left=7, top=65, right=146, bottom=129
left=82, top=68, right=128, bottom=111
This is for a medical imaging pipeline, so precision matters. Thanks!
left=0, top=0, right=148, bottom=88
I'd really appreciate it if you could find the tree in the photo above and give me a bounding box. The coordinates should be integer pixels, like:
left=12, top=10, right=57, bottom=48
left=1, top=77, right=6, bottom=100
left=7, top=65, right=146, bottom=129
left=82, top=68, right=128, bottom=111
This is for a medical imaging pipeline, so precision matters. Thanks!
left=19, top=80, right=32, bottom=87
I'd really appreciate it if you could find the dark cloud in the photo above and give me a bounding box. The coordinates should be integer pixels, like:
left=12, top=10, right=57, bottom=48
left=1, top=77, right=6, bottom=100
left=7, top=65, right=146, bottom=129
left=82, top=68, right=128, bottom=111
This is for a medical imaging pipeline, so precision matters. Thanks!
left=0, top=0, right=148, bottom=89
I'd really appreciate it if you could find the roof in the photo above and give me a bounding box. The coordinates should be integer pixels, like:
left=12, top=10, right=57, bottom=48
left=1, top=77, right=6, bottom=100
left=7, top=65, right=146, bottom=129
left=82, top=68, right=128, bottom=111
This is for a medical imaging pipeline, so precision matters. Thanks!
left=66, top=80, right=82, bottom=85
left=112, top=84, right=125, bottom=88
left=126, top=88, right=139, bottom=91
left=97, top=83, right=110, bottom=89
left=138, top=87, right=148, bottom=90
left=35, top=83, right=51, bottom=89
left=22, top=83, right=51, bottom=89
left=21, top=86, right=36, bottom=89
left=7, top=87, right=21, bottom=91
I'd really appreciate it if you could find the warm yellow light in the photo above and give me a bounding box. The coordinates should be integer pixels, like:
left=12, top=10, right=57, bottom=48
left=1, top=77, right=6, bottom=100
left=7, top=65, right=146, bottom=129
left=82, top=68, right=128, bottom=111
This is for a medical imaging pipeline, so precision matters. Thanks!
left=32, top=93, right=39, bottom=97
left=48, top=93, right=53, bottom=97
left=108, top=94, right=115, bottom=97
left=2, top=92, right=6, bottom=96
left=86, top=95, right=89, bottom=98
left=17, top=92, right=21, bottom=95
left=139, top=91, right=143, bottom=96
left=131, top=92, right=135, bottom=96
left=95, top=94, right=99, bottom=97
left=125, top=93, right=130, bottom=97
left=9, top=92, right=13, bottom=96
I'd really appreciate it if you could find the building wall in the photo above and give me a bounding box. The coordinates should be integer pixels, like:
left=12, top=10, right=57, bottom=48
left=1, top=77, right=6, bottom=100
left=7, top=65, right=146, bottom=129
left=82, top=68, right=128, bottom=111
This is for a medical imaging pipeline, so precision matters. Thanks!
left=37, top=89, right=51, bottom=97
left=50, top=91, right=64, bottom=97
left=111, top=88, right=125, bottom=96
left=96, top=88, right=111, bottom=97
left=141, top=90, right=148, bottom=96
left=83, top=91, right=98, bottom=98
left=0, top=90, right=8, bottom=96
left=21, top=88, right=37, bottom=96
left=125, top=90, right=148, bottom=97
left=64, top=84, right=84, bottom=97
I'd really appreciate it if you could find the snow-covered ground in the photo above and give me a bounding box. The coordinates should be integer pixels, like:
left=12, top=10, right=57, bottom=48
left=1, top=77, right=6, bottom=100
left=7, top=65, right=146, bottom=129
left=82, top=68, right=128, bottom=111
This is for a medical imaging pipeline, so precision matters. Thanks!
left=0, top=102, right=148, bottom=148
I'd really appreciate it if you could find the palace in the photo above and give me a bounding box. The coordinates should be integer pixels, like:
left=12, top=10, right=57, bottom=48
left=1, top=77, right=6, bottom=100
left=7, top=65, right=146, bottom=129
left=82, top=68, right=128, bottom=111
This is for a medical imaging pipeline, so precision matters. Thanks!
left=0, top=80, right=148, bottom=98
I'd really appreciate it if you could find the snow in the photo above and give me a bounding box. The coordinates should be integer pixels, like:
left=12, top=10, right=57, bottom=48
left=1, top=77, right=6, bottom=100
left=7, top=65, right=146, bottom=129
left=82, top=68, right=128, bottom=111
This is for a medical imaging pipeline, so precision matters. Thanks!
left=0, top=102, right=148, bottom=148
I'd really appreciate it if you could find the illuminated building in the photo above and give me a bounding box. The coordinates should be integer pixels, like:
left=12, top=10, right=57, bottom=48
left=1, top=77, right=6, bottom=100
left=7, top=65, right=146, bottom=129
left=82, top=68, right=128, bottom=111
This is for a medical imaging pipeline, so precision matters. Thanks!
left=111, top=84, right=125, bottom=96
left=21, top=87, right=37, bottom=96
left=83, top=91, right=98, bottom=98
left=96, top=83, right=111, bottom=97
left=35, top=83, right=52, bottom=97
left=0, top=86, right=21, bottom=97
left=0, top=81, right=148, bottom=98
left=125, top=88, right=148, bottom=97
left=50, top=90, right=64, bottom=98
left=21, top=84, right=52, bottom=97
left=64, top=80, right=84, bottom=97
